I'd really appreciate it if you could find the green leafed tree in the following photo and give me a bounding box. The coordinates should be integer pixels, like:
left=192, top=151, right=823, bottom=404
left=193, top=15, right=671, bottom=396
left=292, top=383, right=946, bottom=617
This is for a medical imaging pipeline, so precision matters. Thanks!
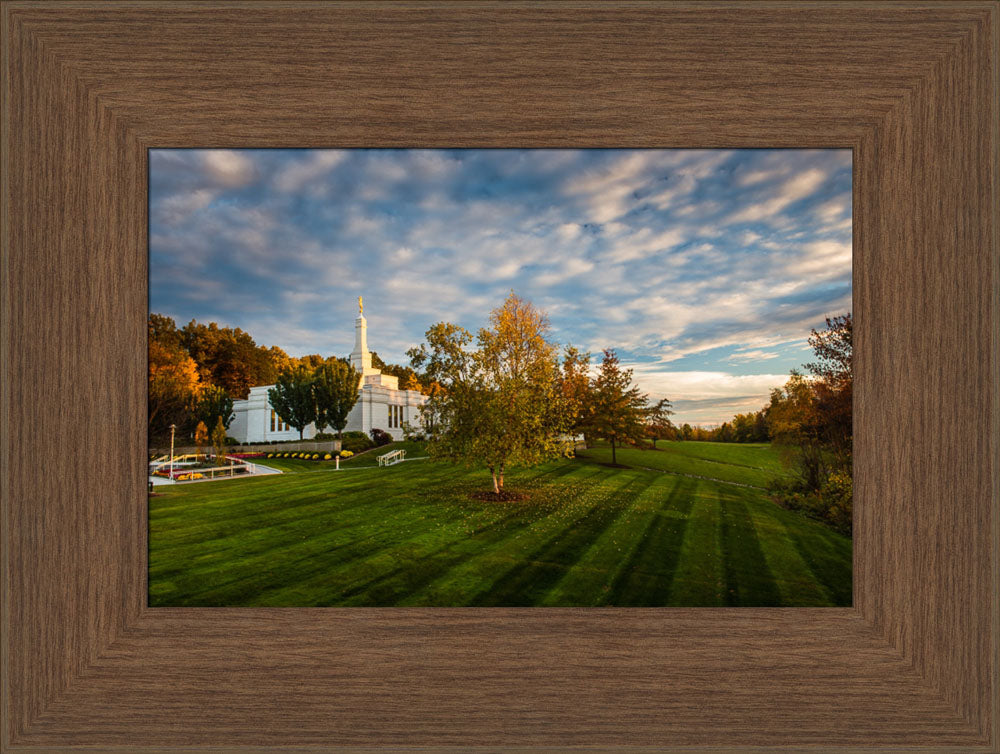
left=590, top=349, right=649, bottom=465
left=268, top=365, right=317, bottom=440
left=313, top=360, right=361, bottom=439
left=190, top=384, right=234, bottom=435
left=409, top=292, right=569, bottom=496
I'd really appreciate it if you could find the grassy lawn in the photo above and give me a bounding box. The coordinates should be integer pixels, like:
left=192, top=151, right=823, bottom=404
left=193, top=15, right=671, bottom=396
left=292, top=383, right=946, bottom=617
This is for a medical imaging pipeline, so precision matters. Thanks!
left=149, top=441, right=851, bottom=607
left=576, top=441, right=795, bottom=488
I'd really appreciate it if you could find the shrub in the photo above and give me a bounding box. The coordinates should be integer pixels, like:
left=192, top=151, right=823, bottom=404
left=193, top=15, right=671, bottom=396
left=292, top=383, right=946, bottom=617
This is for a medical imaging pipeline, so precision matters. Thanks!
left=225, top=436, right=240, bottom=446
left=314, top=432, right=336, bottom=441
left=312, top=453, right=320, bottom=460
left=340, top=450, right=354, bottom=458
left=370, top=428, right=392, bottom=447
left=342, top=435, right=374, bottom=453
left=341, top=431, right=368, bottom=441
left=323, top=453, right=332, bottom=460
left=769, top=472, right=852, bottom=536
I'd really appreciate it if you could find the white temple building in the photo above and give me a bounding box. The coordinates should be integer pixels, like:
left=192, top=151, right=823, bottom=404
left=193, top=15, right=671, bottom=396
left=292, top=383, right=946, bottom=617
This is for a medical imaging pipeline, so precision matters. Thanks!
left=229, top=299, right=428, bottom=443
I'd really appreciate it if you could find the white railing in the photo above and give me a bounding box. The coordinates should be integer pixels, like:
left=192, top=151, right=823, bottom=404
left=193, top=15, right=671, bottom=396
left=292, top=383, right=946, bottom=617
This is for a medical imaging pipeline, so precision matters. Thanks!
left=149, top=454, right=255, bottom=481
left=377, top=449, right=406, bottom=467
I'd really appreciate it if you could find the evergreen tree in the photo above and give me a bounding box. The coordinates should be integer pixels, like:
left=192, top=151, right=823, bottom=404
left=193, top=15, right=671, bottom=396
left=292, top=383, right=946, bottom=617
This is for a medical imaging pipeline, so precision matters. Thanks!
left=590, top=350, right=648, bottom=465
left=645, top=398, right=675, bottom=448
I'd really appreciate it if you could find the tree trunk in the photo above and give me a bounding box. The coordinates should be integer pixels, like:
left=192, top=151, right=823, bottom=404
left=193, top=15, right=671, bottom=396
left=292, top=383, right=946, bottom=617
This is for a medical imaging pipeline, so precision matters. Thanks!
left=299, top=427, right=304, bottom=440
left=490, top=467, right=499, bottom=495
left=498, top=465, right=504, bottom=490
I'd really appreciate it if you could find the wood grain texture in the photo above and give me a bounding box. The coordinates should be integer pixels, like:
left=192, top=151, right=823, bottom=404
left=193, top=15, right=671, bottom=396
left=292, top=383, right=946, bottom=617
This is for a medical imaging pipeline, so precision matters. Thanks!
left=1, top=2, right=996, bottom=750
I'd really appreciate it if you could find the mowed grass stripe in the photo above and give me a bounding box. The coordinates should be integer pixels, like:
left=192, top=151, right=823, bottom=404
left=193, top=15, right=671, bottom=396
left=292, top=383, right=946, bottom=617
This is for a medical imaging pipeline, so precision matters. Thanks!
left=665, top=486, right=728, bottom=605
left=150, top=463, right=455, bottom=573
left=247, top=462, right=606, bottom=606
left=396, top=465, right=629, bottom=606
left=468, top=473, right=659, bottom=606
left=652, top=442, right=790, bottom=473
left=718, top=493, right=782, bottom=606
left=599, top=476, right=699, bottom=606
left=261, top=465, right=597, bottom=606
left=149, top=446, right=852, bottom=607
left=150, top=464, right=466, bottom=604
left=576, top=445, right=779, bottom=488
left=740, top=490, right=835, bottom=606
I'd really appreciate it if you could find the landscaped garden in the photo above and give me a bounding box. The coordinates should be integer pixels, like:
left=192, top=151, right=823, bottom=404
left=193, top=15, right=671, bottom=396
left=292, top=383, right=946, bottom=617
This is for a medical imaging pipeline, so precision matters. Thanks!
left=148, top=440, right=852, bottom=607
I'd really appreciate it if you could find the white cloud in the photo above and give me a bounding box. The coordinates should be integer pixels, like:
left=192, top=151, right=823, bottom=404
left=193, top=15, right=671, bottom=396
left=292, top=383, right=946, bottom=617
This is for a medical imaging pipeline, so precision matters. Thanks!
left=728, top=349, right=781, bottom=363
left=273, top=151, right=347, bottom=192
left=627, top=366, right=788, bottom=407
left=202, top=150, right=256, bottom=187
left=725, top=168, right=827, bottom=224
left=815, top=197, right=848, bottom=223
left=155, top=188, right=217, bottom=225
left=786, top=240, right=852, bottom=279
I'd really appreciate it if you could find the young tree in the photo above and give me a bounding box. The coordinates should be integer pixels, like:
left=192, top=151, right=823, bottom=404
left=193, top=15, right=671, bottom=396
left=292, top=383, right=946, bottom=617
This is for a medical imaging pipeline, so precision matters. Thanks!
left=644, top=398, right=675, bottom=449
left=211, top=415, right=227, bottom=466
left=268, top=365, right=317, bottom=440
left=313, top=360, right=361, bottom=439
left=590, top=350, right=648, bottom=465
left=409, top=293, right=569, bottom=496
left=193, top=421, right=209, bottom=461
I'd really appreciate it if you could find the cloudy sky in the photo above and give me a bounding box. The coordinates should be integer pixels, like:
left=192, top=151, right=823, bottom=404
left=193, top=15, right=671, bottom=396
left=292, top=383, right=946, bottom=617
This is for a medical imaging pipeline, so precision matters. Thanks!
left=150, top=148, right=851, bottom=426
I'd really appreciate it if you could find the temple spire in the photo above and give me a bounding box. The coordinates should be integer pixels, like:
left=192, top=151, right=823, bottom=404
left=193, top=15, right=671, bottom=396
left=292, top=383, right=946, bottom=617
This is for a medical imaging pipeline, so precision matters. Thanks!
left=350, top=296, right=372, bottom=374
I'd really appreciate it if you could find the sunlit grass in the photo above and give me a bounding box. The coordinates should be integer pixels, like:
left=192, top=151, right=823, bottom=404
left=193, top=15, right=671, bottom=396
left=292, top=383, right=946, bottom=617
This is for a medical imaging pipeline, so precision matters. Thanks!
left=148, top=442, right=851, bottom=607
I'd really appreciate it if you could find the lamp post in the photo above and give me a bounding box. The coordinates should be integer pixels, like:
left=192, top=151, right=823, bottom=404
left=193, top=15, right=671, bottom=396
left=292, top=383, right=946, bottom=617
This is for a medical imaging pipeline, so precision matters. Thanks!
left=169, top=424, right=176, bottom=480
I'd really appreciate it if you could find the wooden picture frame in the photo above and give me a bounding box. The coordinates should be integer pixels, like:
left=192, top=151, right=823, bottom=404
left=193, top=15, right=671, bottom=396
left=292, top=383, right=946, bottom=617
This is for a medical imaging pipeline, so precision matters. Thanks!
left=3, top=2, right=997, bottom=750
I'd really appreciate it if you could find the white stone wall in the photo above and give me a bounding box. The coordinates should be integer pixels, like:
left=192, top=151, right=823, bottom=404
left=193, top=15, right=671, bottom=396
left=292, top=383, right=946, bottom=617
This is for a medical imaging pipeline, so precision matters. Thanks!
left=229, top=382, right=426, bottom=443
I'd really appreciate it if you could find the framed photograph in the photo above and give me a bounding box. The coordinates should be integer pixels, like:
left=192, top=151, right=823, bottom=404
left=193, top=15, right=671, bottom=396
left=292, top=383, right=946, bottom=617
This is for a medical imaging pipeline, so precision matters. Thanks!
left=4, top=2, right=996, bottom=751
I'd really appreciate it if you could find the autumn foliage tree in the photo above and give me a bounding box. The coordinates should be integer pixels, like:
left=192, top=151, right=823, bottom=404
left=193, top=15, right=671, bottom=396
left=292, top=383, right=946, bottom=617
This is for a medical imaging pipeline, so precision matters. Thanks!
left=193, top=421, right=209, bottom=461
left=559, top=346, right=593, bottom=443
left=148, top=337, right=201, bottom=444
left=409, top=293, right=569, bottom=497
left=211, top=416, right=228, bottom=466
left=644, top=398, right=675, bottom=448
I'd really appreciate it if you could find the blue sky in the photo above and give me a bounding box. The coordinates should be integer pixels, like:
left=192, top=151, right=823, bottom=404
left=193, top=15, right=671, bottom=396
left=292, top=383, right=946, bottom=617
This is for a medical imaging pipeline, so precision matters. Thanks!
left=150, top=148, right=851, bottom=426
